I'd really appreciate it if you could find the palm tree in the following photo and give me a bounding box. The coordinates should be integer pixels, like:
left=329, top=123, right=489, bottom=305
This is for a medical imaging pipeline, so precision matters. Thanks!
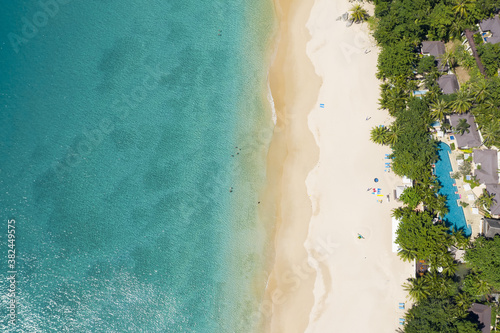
left=455, top=118, right=471, bottom=135
left=434, top=195, right=449, bottom=217
left=385, top=82, right=409, bottom=114
left=450, top=21, right=467, bottom=40
left=385, top=130, right=398, bottom=145
left=398, top=248, right=418, bottom=262
left=472, top=100, right=496, bottom=124
left=452, top=0, right=475, bottom=18
left=439, top=50, right=458, bottom=70
left=476, top=279, right=491, bottom=296
left=425, top=272, right=454, bottom=297
left=430, top=99, right=450, bottom=122
left=451, top=91, right=473, bottom=114
left=472, top=79, right=489, bottom=103
left=404, top=277, right=431, bottom=302
left=385, top=124, right=400, bottom=145
left=441, top=121, right=453, bottom=133
left=349, top=5, right=368, bottom=23
left=455, top=292, right=473, bottom=316
left=370, top=126, right=389, bottom=145
left=467, top=274, right=492, bottom=298
left=453, top=230, right=470, bottom=249
left=441, top=260, right=458, bottom=277
left=425, top=87, right=440, bottom=103
left=392, top=207, right=406, bottom=220
left=481, top=121, right=500, bottom=147
left=475, top=189, right=496, bottom=210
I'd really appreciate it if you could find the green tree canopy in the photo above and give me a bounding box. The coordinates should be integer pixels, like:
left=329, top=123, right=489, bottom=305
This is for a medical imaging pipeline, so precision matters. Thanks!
left=430, top=99, right=450, bottom=122
left=391, top=98, right=437, bottom=180
left=479, top=120, right=500, bottom=147
left=428, top=3, right=455, bottom=41
left=400, top=187, right=423, bottom=209
left=417, top=55, right=438, bottom=74
left=373, top=0, right=430, bottom=46
left=377, top=40, right=417, bottom=80
left=403, top=297, right=481, bottom=333
left=477, top=42, right=500, bottom=78
left=465, top=236, right=500, bottom=290
left=395, top=208, right=453, bottom=263
left=451, top=91, right=473, bottom=114
left=378, top=80, right=409, bottom=116
left=462, top=273, right=491, bottom=299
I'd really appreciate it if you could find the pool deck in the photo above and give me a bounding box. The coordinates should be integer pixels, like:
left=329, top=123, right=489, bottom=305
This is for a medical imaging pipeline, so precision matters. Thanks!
left=439, top=135, right=484, bottom=239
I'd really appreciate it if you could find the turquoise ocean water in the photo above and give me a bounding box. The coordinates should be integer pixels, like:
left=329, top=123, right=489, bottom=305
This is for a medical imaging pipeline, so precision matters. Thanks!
left=0, top=1, right=276, bottom=331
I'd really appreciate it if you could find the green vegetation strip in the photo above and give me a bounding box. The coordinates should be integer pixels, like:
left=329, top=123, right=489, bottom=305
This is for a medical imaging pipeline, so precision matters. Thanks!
left=368, top=0, right=500, bottom=331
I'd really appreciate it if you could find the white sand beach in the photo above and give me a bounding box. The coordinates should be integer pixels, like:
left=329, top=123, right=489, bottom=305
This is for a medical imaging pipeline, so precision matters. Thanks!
left=265, top=0, right=415, bottom=332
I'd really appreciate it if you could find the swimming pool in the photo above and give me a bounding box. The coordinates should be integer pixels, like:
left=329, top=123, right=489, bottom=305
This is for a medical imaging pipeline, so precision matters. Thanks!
left=413, top=90, right=428, bottom=99
left=435, top=142, right=472, bottom=236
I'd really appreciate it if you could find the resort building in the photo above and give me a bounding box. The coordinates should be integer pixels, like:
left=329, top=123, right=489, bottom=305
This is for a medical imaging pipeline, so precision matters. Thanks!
left=449, top=245, right=465, bottom=263
left=473, top=149, right=499, bottom=185
left=469, top=303, right=492, bottom=333
left=473, top=149, right=500, bottom=233
left=449, top=114, right=482, bottom=149
left=395, top=185, right=410, bottom=200
left=486, top=184, right=500, bottom=218
left=437, top=74, right=459, bottom=94
left=483, top=218, right=500, bottom=238
left=479, top=15, right=500, bottom=44
left=421, top=41, right=449, bottom=72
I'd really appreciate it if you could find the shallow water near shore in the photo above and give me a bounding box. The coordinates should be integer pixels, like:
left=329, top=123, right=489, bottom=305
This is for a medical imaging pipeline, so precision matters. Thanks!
left=0, top=1, right=276, bottom=331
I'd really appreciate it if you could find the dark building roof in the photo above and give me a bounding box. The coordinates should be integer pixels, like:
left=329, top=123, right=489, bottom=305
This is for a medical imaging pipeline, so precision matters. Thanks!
left=438, top=74, right=459, bottom=94
left=486, top=184, right=500, bottom=216
left=484, top=218, right=500, bottom=238
left=449, top=113, right=482, bottom=148
left=469, top=303, right=491, bottom=333
left=474, top=149, right=499, bottom=185
left=465, top=29, right=489, bottom=77
left=480, top=15, right=500, bottom=44
left=421, top=41, right=448, bottom=71
left=422, top=41, right=446, bottom=56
